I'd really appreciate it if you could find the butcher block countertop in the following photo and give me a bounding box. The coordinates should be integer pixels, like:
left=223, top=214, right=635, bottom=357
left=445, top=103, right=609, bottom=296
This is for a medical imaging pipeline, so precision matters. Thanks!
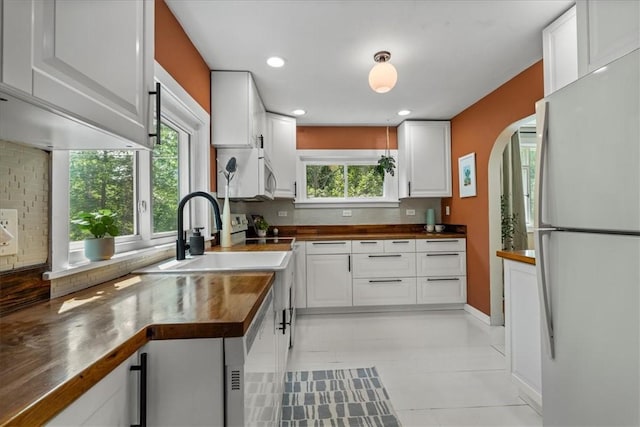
left=496, top=249, right=536, bottom=265
left=294, top=232, right=466, bottom=241
left=0, top=271, right=274, bottom=427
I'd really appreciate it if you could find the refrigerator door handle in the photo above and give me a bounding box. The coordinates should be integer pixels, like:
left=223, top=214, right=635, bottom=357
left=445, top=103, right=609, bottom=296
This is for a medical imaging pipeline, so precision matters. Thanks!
left=535, top=101, right=551, bottom=229
left=536, top=228, right=555, bottom=359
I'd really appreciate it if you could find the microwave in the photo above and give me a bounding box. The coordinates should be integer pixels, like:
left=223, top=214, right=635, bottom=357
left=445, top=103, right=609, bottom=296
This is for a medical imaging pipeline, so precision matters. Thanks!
left=216, top=148, right=276, bottom=200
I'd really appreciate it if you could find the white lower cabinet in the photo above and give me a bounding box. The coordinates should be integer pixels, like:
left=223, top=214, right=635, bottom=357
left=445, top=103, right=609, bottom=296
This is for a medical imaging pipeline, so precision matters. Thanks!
left=503, top=259, right=541, bottom=413
left=145, top=339, right=224, bottom=427
left=303, top=238, right=467, bottom=309
left=294, top=242, right=307, bottom=308
left=306, top=253, right=353, bottom=307
left=306, top=241, right=352, bottom=308
left=46, top=352, right=141, bottom=427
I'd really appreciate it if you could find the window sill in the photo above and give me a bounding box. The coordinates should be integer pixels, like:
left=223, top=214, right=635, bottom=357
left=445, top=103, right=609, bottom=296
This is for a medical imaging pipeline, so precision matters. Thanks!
left=44, top=243, right=175, bottom=280
left=294, top=200, right=400, bottom=209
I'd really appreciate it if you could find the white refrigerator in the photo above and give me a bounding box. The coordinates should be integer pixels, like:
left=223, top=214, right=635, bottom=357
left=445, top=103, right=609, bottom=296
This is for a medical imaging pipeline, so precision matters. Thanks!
left=535, top=48, right=640, bottom=426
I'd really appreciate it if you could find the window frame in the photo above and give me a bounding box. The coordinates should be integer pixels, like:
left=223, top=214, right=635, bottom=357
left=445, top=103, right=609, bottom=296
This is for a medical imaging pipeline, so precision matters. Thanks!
left=519, top=129, right=537, bottom=230
left=295, top=149, right=399, bottom=208
left=50, top=63, right=211, bottom=273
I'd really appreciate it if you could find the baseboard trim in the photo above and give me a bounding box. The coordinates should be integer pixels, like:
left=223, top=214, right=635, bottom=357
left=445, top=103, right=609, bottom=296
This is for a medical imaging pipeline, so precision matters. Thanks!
left=298, top=303, right=465, bottom=316
left=464, top=304, right=491, bottom=325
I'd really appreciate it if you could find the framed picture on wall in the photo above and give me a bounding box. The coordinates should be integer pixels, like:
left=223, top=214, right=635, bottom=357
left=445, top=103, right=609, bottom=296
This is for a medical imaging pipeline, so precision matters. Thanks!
left=458, top=153, right=477, bottom=198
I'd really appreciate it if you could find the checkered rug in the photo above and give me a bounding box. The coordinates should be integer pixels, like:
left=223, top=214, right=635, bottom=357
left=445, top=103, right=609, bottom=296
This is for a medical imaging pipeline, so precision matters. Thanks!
left=281, top=367, right=402, bottom=427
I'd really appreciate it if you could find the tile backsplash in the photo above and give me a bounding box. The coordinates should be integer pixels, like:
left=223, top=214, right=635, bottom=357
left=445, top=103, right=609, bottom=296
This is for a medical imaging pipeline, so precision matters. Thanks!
left=0, top=140, right=49, bottom=272
left=231, top=198, right=442, bottom=227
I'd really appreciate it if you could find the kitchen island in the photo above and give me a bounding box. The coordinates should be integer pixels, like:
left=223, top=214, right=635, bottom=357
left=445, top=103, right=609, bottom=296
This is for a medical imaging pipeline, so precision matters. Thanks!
left=0, top=270, right=274, bottom=426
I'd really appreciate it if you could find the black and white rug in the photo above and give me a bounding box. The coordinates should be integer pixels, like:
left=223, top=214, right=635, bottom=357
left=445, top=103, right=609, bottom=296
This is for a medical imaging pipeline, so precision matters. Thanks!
left=281, top=367, right=402, bottom=427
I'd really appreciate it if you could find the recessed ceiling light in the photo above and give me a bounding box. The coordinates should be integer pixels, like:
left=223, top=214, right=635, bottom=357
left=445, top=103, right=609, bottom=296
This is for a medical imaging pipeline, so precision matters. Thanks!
left=292, top=109, right=306, bottom=116
left=397, top=110, right=411, bottom=116
left=267, top=56, right=285, bottom=68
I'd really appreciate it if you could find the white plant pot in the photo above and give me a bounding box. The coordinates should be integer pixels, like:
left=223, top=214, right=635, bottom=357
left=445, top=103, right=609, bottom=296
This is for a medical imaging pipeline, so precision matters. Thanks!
left=84, top=237, right=115, bottom=261
left=257, top=230, right=267, bottom=237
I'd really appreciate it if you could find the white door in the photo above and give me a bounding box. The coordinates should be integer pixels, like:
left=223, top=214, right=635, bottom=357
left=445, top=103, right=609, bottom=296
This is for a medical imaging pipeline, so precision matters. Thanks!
left=306, top=254, right=352, bottom=307
left=539, top=231, right=639, bottom=426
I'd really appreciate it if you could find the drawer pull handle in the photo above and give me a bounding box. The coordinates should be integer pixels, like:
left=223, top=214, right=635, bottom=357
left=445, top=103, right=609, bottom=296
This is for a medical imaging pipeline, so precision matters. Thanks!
left=425, top=239, right=459, bottom=243
left=312, top=241, right=346, bottom=245
left=368, top=254, right=402, bottom=258
left=427, top=278, right=460, bottom=282
left=426, top=253, right=459, bottom=257
left=369, top=279, right=403, bottom=283
left=130, top=352, right=148, bottom=427
left=359, top=241, right=378, bottom=244
left=392, top=240, right=410, bottom=244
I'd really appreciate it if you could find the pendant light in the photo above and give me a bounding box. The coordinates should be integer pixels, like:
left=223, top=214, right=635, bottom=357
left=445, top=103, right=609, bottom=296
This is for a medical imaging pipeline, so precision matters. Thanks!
left=368, top=51, right=397, bottom=93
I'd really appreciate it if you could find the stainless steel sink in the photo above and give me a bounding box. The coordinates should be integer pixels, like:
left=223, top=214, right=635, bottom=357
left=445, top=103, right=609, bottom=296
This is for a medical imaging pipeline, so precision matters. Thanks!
left=134, top=251, right=292, bottom=273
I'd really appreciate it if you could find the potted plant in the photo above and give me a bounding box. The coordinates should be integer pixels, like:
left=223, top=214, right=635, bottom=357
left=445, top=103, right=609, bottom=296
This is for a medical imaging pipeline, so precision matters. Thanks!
left=71, top=209, right=120, bottom=261
left=376, top=126, right=396, bottom=177
left=254, top=217, right=269, bottom=237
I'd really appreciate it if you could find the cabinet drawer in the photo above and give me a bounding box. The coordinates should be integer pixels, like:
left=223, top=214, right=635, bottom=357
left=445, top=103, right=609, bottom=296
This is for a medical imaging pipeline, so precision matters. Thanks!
left=353, top=278, right=417, bottom=306
left=416, top=238, right=465, bottom=252
left=352, top=240, right=384, bottom=254
left=305, top=240, right=352, bottom=254
left=352, top=253, right=416, bottom=278
left=383, top=239, right=416, bottom=253
left=417, top=276, right=466, bottom=304
left=416, top=252, right=466, bottom=277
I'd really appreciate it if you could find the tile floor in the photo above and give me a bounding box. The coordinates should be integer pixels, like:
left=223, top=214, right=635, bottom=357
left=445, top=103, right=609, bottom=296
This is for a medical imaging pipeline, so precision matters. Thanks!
left=287, top=309, right=541, bottom=426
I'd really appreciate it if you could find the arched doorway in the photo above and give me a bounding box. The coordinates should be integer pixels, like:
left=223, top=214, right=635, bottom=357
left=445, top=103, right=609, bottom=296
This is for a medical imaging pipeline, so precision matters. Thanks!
left=487, top=114, right=535, bottom=326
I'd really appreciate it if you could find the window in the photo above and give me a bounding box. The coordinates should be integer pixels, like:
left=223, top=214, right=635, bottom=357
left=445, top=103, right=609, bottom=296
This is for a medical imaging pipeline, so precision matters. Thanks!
left=297, top=150, right=398, bottom=207
left=69, top=150, right=136, bottom=241
left=51, top=67, right=212, bottom=273
left=519, top=131, right=537, bottom=227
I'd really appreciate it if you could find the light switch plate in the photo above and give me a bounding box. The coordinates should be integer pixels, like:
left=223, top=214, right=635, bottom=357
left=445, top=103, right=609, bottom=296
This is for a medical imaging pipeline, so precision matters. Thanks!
left=278, top=211, right=288, bottom=217
left=0, top=209, right=18, bottom=256
left=342, top=210, right=352, bottom=217
left=406, top=209, right=416, bottom=216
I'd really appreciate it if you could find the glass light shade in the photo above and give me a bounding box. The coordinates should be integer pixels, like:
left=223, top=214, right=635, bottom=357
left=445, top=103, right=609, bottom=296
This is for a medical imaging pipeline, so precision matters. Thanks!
left=368, top=62, right=398, bottom=93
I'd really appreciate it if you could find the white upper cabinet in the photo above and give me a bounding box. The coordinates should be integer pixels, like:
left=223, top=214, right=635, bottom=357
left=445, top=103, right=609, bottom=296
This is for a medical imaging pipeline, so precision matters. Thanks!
left=265, top=112, right=297, bottom=198
left=576, top=0, right=640, bottom=77
left=543, top=5, right=578, bottom=96
left=1, top=0, right=155, bottom=149
left=211, top=71, right=266, bottom=148
left=398, top=121, right=452, bottom=198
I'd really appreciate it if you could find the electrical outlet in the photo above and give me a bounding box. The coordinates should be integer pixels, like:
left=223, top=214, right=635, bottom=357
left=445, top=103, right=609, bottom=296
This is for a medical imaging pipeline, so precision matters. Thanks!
left=0, top=209, right=18, bottom=256
left=445, top=205, right=450, bottom=216
left=342, top=210, right=352, bottom=217
left=278, top=211, right=288, bottom=217
left=406, top=209, right=416, bottom=216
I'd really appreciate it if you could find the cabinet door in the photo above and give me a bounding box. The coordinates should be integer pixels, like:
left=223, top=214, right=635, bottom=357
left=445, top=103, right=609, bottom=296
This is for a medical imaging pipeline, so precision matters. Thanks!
left=146, top=339, right=224, bottom=427
left=398, top=121, right=452, bottom=198
left=417, top=276, right=466, bottom=304
left=306, top=254, right=352, bottom=307
left=416, top=251, right=466, bottom=277
left=30, top=0, right=153, bottom=148
left=543, top=5, right=578, bottom=96
left=577, top=0, right=640, bottom=76
left=211, top=71, right=253, bottom=148
left=1, top=0, right=32, bottom=93
left=266, top=113, right=297, bottom=198
left=353, top=278, right=417, bottom=306
left=250, top=76, right=265, bottom=148
left=46, top=352, right=139, bottom=427
left=352, top=253, right=416, bottom=279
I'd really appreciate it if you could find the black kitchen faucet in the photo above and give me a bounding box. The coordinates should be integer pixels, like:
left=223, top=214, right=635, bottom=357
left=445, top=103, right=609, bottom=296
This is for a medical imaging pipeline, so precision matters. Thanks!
left=176, top=191, right=222, bottom=260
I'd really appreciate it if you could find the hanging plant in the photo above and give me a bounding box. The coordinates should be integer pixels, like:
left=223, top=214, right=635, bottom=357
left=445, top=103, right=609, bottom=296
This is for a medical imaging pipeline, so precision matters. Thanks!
left=376, top=126, right=396, bottom=177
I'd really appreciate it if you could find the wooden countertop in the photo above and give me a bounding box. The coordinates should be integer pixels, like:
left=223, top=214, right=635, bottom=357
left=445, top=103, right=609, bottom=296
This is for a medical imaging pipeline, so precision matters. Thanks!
left=0, top=271, right=274, bottom=426
left=496, top=249, right=536, bottom=265
left=295, top=232, right=466, bottom=241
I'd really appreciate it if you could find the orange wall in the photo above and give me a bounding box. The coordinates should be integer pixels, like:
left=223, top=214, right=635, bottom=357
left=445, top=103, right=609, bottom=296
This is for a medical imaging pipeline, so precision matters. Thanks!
left=154, top=0, right=216, bottom=190
left=442, top=61, right=544, bottom=316
left=297, top=126, right=398, bottom=150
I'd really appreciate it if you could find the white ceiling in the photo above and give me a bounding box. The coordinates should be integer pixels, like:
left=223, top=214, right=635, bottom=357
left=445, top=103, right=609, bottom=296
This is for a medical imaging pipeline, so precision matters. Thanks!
left=165, top=0, right=573, bottom=126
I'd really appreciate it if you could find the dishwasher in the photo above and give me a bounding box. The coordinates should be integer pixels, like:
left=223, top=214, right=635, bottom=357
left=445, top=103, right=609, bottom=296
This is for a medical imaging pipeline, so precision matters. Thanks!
left=225, top=287, right=278, bottom=426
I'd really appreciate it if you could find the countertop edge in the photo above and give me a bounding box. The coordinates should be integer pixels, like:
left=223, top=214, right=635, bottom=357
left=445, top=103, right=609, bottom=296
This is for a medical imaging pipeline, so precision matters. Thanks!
left=496, top=250, right=536, bottom=265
